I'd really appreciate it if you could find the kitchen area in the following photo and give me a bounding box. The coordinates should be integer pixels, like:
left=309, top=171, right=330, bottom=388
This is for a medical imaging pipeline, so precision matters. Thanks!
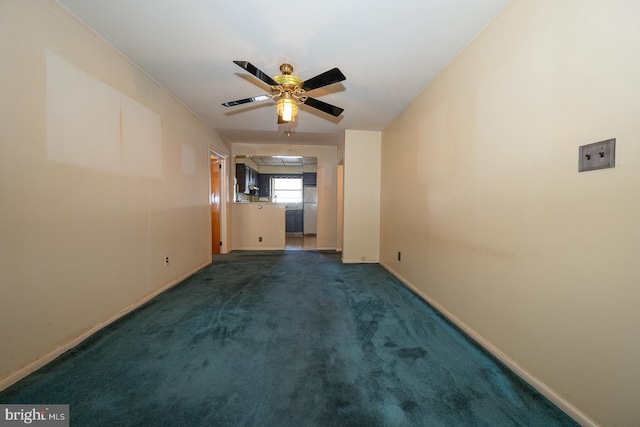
left=232, top=155, right=317, bottom=250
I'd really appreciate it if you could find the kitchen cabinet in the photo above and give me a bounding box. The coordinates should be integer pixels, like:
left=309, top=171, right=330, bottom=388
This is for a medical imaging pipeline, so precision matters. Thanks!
left=236, top=164, right=248, bottom=194
left=236, top=163, right=259, bottom=194
left=249, top=168, right=258, bottom=187
left=259, top=174, right=271, bottom=198
left=303, top=172, right=317, bottom=186
left=285, top=210, right=303, bottom=233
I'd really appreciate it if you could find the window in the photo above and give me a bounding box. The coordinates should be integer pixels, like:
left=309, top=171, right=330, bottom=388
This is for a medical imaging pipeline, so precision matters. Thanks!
left=273, top=177, right=302, bottom=203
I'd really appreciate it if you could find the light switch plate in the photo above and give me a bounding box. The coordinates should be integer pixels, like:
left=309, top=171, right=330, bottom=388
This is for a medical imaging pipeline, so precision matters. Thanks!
left=579, top=138, right=615, bottom=172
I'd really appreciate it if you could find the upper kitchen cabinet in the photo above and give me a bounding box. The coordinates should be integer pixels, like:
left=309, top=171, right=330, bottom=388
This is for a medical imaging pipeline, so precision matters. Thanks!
left=236, top=163, right=258, bottom=194
left=259, top=174, right=271, bottom=198
left=249, top=168, right=258, bottom=188
left=303, top=172, right=317, bottom=186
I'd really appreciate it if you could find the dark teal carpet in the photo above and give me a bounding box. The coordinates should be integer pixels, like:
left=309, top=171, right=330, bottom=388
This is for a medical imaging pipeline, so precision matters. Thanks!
left=1, top=251, right=577, bottom=426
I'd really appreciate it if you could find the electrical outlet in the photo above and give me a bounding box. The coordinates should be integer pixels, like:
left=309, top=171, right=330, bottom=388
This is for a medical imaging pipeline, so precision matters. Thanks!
left=398, top=251, right=401, bottom=261
left=579, top=138, right=615, bottom=172
left=259, top=236, right=262, bottom=242
left=164, top=256, right=169, bottom=266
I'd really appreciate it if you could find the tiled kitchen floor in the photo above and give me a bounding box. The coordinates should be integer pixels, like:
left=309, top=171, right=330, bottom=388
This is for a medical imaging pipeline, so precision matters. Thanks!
left=285, top=233, right=317, bottom=250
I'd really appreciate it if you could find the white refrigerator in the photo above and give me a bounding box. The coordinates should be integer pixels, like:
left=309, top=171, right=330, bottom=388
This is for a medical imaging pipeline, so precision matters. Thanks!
left=303, top=186, right=317, bottom=235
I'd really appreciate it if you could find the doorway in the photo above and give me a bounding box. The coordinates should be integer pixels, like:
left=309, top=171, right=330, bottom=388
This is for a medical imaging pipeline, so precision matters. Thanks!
left=234, top=154, right=317, bottom=251
left=210, top=155, right=221, bottom=255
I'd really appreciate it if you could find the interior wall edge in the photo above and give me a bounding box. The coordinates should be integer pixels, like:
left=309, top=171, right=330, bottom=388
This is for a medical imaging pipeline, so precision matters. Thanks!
left=0, top=260, right=211, bottom=392
left=379, top=260, right=597, bottom=427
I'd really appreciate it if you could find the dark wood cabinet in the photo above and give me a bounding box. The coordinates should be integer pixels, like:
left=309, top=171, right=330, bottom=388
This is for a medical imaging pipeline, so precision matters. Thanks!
left=236, top=164, right=248, bottom=194
left=285, top=210, right=303, bottom=232
left=236, top=163, right=259, bottom=194
left=258, top=174, right=271, bottom=198
left=249, top=168, right=258, bottom=187
left=303, top=172, right=317, bottom=186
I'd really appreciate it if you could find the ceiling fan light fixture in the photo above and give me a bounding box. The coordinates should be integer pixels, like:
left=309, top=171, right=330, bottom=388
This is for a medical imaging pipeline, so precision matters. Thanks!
left=222, top=61, right=346, bottom=123
left=277, top=97, right=298, bottom=122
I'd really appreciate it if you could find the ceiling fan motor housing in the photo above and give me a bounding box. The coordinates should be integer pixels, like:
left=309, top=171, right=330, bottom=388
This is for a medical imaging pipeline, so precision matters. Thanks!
left=273, top=64, right=303, bottom=94
left=272, top=63, right=307, bottom=116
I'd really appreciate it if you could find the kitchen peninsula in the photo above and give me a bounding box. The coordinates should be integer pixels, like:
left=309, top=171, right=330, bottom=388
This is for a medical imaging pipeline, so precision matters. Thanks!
left=231, top=202, right=285, bottom=250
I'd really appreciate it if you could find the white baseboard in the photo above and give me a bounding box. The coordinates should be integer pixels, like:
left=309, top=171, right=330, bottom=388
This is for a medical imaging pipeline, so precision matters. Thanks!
left=0, top=260, right=211, bottom=392
left=342, top=259, right=379, bottom=264
left=380, top=261, right=597, bottom=427
left=231, top=246, right=285, bottom=251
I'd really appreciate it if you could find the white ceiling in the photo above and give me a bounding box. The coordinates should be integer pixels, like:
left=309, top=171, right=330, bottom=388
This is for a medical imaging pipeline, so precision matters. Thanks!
left=57, top=0, right=510, bottom=146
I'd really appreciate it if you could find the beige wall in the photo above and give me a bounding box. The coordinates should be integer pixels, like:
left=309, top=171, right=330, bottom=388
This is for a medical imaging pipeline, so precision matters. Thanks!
left=342, top=130, right=381, bottom=263
left=232, top=143, right=338, bottom=250
left=380, top=1, right=640, bottom=426
left=0, top=0, right=229, bottom=384
left=231, top=204, right=285, bottom=249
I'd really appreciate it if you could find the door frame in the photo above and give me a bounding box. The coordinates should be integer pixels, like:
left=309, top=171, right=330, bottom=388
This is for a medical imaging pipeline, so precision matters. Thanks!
left=210, top=147, right=229, bottom=254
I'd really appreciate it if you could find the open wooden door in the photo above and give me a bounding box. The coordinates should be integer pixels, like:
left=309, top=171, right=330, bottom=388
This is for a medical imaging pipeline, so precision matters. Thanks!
left=210, top=157, right=221, bottom=254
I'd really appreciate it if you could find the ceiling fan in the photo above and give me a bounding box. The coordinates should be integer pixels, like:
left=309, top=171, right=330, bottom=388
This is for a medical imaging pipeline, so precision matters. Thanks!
left=222, top=61, right=346, bottom=123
